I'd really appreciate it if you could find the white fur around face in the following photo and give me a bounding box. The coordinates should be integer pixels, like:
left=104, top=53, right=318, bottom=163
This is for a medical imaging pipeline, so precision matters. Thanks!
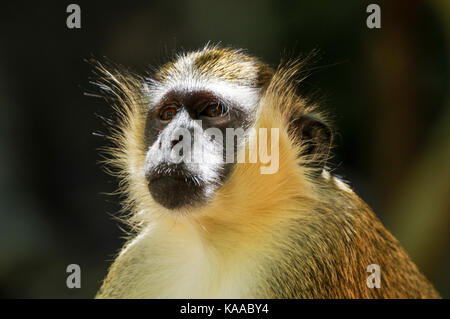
left=143, top=53, right=261, bottom=115
left=147, top=78, right=260, bottom=113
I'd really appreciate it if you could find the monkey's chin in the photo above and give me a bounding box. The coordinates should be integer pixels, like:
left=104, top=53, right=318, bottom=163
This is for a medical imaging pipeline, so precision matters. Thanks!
left=148, top=176, right=208, bottom=211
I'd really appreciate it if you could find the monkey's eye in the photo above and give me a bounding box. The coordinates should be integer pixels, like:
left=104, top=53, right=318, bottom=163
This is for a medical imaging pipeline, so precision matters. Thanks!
left=160, top=105, right=178, bottom=121
left=201, top=103, right=226, bottom=118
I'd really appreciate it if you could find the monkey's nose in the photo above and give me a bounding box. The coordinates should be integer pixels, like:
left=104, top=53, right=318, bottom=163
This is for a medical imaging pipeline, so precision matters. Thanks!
left=170, top=135, right=183, bottom=149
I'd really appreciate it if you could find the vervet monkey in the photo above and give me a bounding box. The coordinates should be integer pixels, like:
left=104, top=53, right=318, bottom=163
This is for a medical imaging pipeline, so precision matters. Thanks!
left=94, top=45, right=440, bottom=298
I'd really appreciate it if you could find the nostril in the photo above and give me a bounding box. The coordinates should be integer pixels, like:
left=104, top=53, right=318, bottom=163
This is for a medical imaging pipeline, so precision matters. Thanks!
left=170, top=135, right=183, bottom=149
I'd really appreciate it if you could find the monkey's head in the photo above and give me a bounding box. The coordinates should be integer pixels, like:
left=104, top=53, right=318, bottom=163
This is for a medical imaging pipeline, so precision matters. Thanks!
left=97, top=45, right=332, bottom=216
left=142, top=47, right=274, bottom=210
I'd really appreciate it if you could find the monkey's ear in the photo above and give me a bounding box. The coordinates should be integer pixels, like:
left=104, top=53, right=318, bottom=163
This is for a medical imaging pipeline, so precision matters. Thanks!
left=289, top=114, right=332, bottom=170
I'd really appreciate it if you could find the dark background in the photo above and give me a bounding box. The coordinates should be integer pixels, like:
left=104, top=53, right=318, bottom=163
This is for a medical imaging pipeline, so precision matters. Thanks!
left=0, top=0, right=449, bottom=298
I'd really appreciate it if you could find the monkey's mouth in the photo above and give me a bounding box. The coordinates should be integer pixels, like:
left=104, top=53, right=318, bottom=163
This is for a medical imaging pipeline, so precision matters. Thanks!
left=146, top=164, right=206, bottom=210
left=146, top=164, right=198, bottom=183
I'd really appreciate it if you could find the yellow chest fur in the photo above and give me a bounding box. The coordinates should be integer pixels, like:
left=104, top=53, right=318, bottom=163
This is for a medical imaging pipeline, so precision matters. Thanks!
left=111, top=221, right=260, bottom=298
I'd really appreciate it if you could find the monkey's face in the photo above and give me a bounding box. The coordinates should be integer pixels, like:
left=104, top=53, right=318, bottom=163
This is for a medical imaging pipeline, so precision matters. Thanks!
left=142, top=48, right=272, bottom=210
left=143, top=91, right=244, bottom=210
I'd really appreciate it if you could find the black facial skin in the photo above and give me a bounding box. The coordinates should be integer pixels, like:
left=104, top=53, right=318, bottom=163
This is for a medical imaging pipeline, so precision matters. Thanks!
left=145, top=163, right=207, bottom=210
left=144, top=90, right=251, bottom=210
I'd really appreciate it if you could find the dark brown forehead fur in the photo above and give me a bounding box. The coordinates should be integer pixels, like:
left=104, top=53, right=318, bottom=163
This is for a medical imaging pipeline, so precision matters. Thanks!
left=154, top=47, right=273, bottom=88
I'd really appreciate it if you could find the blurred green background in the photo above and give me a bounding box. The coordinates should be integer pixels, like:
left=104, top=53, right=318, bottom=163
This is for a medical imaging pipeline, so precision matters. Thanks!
left=0, top=0, right=448, bottom=298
